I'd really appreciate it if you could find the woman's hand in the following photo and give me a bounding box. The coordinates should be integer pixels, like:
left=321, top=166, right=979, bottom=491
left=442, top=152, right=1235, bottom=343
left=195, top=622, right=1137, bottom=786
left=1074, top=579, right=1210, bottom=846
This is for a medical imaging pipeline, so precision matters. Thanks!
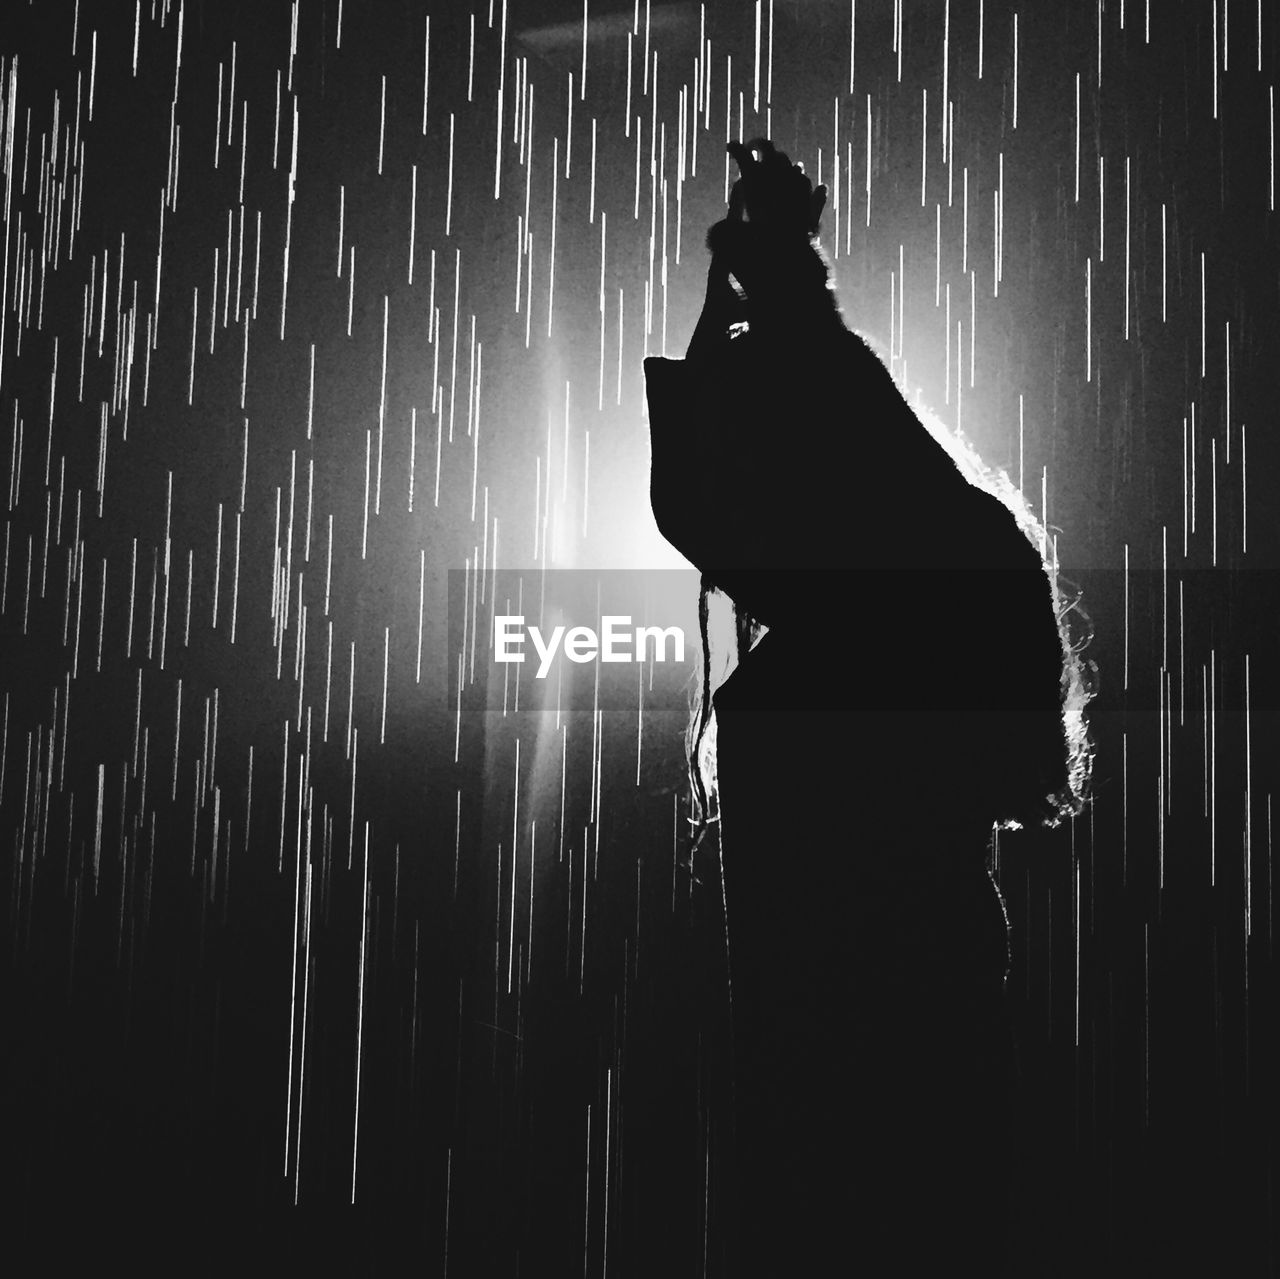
left=686, top=139, right=837, bottom=361
left=698, top=140, right=836, bottom=347
left=724, top=138, right=826, bottom=240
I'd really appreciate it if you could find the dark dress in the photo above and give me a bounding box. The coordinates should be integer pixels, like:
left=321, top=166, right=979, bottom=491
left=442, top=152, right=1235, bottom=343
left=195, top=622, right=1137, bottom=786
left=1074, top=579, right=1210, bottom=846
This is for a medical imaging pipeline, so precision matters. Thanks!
left=645, top=323, right=1066, bottom=1274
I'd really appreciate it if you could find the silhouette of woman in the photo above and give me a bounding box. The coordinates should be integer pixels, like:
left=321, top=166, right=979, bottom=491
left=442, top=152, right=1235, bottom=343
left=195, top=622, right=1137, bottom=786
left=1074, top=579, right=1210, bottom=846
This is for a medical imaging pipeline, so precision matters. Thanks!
left=645, top=140, right=1090, bottom=1274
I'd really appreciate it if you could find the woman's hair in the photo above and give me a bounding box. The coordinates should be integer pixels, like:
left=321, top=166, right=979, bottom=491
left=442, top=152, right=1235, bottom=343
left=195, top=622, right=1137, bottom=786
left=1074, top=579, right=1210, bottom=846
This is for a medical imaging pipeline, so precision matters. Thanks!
left=920, top=396, right=1095, bottom=830
left=683, top=401, right=1095, bottom=843
left=684, top=575, right=759, bottom=849
left=998, top=508, right=1096, bottom=831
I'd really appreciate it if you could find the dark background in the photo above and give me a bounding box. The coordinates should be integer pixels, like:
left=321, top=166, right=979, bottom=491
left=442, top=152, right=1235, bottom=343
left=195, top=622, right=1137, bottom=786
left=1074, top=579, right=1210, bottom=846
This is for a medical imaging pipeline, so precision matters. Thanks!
left=2, top=0, right=1278, bottom=1273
